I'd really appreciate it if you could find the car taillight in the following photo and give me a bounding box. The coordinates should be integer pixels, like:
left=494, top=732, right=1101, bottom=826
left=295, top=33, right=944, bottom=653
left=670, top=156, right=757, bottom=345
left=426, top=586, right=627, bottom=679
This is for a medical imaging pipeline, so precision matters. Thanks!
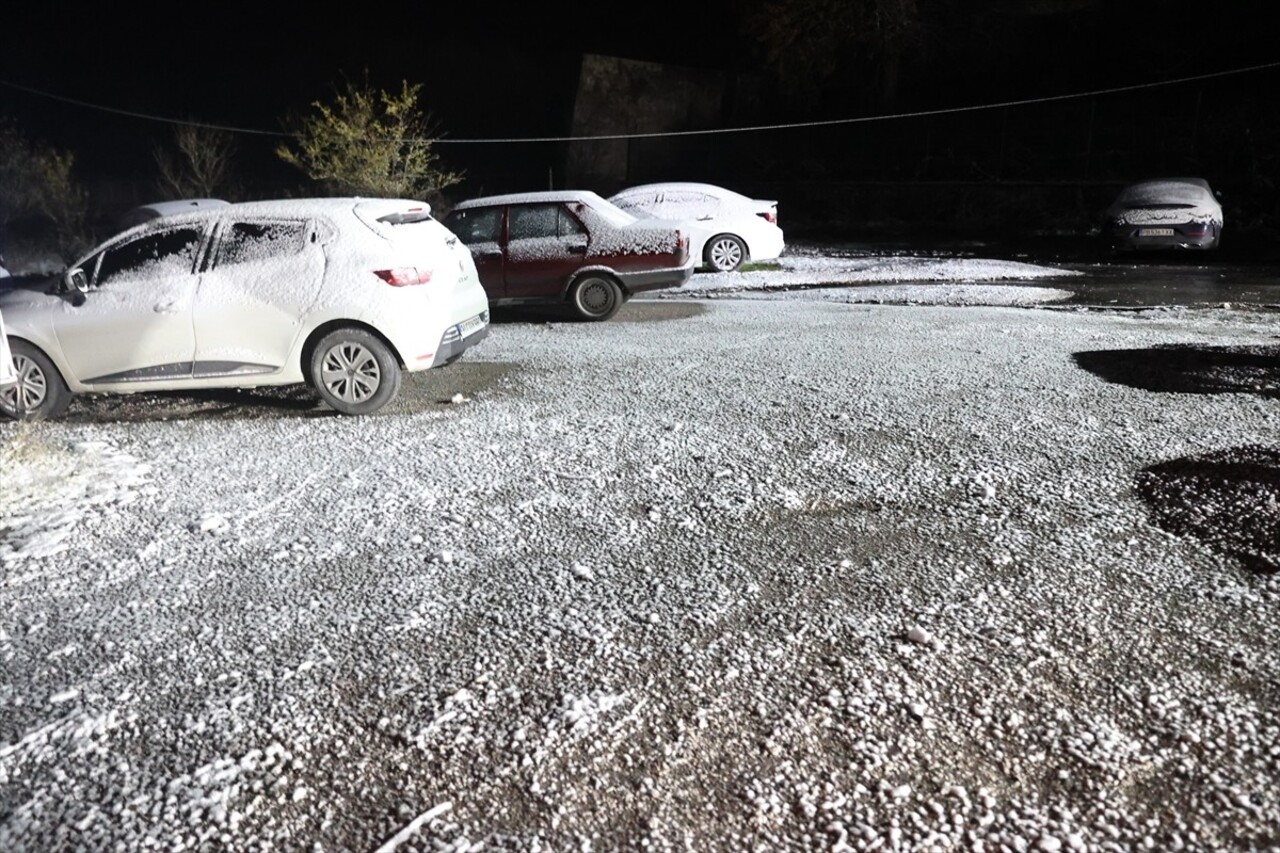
left=374, top=267, right=433, bottom=286
left=1184, top=224, right=1207, bottom=236
left=677, top=229, right=688, bottom=253
left=760, top=210, right=778, bottom=225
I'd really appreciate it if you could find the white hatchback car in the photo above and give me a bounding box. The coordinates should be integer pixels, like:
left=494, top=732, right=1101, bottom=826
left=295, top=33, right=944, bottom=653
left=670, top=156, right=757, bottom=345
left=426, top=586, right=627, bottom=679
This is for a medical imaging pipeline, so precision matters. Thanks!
left=607, top=182, right=784, bottom=272
left=0, top=198, right=489, bottom=420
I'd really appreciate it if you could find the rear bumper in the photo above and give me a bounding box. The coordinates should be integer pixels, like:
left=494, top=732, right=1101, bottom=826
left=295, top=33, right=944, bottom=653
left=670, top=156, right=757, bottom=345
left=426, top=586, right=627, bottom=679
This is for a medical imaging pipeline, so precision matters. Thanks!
left=751, top=230, right=786, bottom=263
left=431, top=311, right=489, bottom=367
left=616, top=259, right=696, bottom=294
left=1106, top=222, right=1220, bottom=251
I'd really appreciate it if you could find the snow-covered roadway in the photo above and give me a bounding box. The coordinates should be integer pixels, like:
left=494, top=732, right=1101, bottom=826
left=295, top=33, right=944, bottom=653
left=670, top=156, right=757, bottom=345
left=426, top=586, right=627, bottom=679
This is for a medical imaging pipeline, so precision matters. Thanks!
left=2, top=268, right=1279, bottom=851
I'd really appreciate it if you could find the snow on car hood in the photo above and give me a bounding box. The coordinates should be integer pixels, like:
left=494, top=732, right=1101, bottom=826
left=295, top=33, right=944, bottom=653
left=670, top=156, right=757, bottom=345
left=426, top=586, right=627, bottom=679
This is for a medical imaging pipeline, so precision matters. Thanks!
left=0, top=276, right=63, bottom=310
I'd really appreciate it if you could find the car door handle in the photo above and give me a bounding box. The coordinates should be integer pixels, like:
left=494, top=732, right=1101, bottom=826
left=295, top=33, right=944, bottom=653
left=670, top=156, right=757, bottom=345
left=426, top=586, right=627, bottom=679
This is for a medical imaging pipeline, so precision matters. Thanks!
left=477, top=250, right=502, bottom=259
left=567, top=245, right=587, bottom=255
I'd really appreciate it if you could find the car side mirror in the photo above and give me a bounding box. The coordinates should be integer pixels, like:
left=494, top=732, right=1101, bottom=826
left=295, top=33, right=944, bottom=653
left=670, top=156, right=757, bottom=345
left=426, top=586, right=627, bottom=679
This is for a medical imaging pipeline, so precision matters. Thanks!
left=63, top=267, right=89, bottom=295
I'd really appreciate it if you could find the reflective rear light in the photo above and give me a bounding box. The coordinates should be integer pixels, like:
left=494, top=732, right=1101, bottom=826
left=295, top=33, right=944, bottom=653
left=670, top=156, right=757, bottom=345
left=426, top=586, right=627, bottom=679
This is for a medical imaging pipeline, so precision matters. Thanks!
left=374, top=267, right=433, bottom=286
left=760, top=210, right=778, bottom=225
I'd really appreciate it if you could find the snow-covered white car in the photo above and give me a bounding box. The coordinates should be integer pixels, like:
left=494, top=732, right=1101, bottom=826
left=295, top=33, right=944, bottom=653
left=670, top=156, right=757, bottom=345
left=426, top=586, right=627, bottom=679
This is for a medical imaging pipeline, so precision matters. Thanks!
left=444, top=190, right=693, bottom=321
left=0, top=309, right=15, bottom=390
left=1102, top=178, right=1223, bottom=251
left=0, top=198, right=489, bottom=420
left=607, top=182, right=784, bottom=272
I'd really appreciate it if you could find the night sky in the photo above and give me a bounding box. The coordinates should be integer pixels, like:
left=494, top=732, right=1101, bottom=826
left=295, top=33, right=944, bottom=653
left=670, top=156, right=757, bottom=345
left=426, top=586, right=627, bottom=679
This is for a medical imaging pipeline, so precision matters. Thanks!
left=2, top=2, right=1276, bottom=208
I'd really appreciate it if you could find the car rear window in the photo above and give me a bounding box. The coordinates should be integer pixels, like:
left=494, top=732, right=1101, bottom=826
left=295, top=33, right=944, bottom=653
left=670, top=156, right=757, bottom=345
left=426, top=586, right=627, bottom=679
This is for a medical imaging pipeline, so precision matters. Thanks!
left=580, top=199, right=636, bottom=228
left=1118, top=182, right=1211, bottom=207
left=353, top=201, right=436, bottom=241
left=446, top=208, right=502, bottom=243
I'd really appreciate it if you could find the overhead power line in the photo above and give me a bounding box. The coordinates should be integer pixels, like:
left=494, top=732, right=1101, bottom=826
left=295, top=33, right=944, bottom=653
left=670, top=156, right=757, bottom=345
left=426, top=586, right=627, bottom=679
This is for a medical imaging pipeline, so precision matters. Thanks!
left=2, top=61, right=1278, bottom=145
left=0, top=78, right=283, bottom=136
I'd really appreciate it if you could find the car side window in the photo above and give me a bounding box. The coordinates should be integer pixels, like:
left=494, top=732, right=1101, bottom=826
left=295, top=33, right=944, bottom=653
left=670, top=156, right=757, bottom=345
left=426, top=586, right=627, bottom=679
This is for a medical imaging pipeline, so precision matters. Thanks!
left=447, top=208, right=502, bottom=244
left=658, top=191, right=716, bottom=218
left=508, top=205, right=560, bottom=241
left=508, top=204, right=588, bottom=241
left=558, top=208, right=587, bottom=238
left=215, top=220, right=308, bottom=268
left=94, top=227, right=204, bottom=287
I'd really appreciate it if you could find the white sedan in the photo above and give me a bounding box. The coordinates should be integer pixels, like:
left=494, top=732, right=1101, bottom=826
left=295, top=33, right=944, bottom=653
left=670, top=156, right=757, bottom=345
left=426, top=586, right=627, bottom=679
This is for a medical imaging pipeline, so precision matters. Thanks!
left=0, top=198, right=490, bottom=420
left=608, top=182, right=784, bottom=272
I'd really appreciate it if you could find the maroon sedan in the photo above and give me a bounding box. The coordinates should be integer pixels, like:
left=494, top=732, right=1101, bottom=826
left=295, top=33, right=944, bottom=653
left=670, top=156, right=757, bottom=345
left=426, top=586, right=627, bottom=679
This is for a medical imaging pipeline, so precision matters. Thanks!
left=443, top=191, right=694, bottom=321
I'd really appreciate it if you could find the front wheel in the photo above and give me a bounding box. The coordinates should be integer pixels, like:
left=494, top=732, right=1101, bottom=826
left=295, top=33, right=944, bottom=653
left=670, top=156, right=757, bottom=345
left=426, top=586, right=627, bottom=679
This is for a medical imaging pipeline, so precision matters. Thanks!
left=706, top=234, right=747, bottom=272
left=570, top=275, right=623, bottom=321
left=308, top=328, right=401, bottom=416
left=0, top=340, right=72, bottom=421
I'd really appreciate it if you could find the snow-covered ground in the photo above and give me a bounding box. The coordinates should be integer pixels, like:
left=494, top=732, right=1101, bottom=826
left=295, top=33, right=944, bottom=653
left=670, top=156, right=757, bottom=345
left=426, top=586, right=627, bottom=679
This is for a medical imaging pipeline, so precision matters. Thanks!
left=2, top=255, right=1279, bottom=851
left=666, top=246, right=1080, bottom=306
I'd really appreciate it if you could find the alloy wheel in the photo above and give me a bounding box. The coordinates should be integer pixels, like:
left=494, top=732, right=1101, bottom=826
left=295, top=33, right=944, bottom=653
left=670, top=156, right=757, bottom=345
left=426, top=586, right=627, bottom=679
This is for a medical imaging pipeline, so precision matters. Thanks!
left=320, top=342, right=381, bottom=405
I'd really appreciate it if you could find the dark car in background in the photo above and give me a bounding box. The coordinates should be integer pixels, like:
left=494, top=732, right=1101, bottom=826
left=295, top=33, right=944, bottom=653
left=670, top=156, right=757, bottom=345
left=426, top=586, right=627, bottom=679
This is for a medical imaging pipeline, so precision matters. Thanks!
left=443, top=191, right=693, bottom=321
left=1102, top=178, right=1223, bottom=252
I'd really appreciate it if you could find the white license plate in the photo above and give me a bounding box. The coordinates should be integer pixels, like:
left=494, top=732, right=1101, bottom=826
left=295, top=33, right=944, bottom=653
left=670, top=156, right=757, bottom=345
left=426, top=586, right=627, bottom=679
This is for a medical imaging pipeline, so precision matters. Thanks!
left=1139, top=228, right=1174, bottom=237
left=457, top=315, right=486, bottom=336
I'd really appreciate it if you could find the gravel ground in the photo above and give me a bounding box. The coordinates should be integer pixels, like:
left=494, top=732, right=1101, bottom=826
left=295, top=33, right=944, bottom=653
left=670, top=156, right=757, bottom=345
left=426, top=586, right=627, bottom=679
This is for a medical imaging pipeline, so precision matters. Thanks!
left=2, top=295, right=1279, bottom=852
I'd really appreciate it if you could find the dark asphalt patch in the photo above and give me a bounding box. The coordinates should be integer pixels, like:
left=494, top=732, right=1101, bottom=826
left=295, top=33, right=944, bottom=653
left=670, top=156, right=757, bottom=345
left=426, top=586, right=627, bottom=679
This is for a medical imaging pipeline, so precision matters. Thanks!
left=1136, top=445, right=1280, bottom=574
left=1073, top=344, right=1280, bottom=397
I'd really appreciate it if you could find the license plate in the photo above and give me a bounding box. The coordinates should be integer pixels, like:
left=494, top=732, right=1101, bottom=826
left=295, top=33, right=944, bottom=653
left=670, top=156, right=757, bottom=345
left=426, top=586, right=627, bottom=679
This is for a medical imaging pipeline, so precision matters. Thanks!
left=457, top=315, right=486, bottom=336
left=1139, top=228, right=1174, bottom=237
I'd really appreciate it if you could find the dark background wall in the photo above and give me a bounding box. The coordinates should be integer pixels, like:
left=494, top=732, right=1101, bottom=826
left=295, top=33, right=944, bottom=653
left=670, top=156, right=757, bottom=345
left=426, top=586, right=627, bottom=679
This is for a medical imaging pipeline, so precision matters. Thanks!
left=2, top=1, right=1278, bottom=245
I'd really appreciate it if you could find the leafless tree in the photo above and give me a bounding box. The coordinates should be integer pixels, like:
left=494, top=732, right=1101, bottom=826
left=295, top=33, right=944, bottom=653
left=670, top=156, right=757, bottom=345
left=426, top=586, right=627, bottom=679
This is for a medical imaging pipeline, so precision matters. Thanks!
left=153, top=123, right=239, bottom=200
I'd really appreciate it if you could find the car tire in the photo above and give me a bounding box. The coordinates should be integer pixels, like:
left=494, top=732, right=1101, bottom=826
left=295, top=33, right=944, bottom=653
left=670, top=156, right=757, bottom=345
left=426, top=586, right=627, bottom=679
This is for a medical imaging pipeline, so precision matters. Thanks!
left=308, top=328, right=401, bottom=416
left=570, top=275, right=623, bottom=321
left=706, top=234, right=747, bottom=272
left=0, top=340, right=72, bottom=422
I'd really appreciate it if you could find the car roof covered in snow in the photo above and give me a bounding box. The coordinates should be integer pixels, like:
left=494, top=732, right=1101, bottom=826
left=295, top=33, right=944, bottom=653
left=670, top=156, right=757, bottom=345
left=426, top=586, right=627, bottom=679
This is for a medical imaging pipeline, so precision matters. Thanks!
left=611, top=182, right=750, bottom=200
left=450, top=190, right=616, bottom=210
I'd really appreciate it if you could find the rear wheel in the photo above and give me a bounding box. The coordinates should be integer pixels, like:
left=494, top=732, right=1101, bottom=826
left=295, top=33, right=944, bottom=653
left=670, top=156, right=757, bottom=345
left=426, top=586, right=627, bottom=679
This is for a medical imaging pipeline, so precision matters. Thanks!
left=0, top=340, right=72, bottom=421
left=570, top=275, right=623, bottom=321
left=308, top=328, right=401, bottom=416
left=706, top=234, right=747, bottom=272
